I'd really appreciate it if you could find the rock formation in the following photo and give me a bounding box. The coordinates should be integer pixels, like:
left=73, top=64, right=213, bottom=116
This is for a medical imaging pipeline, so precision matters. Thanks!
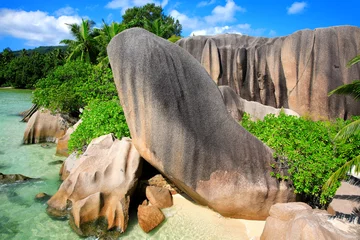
left=0, top=172, right=37, bottom=184
left=47, top=134, right=142, bottom=238
left=108, top=28, right=295, bottom=220
left=219, top=86, right=299, bottom=121
left=23, top=108, right=68, bottom=144
left=137, top=200, right=165, bottom=233
left=56, top=120, right=82, bottom=157
left=146, top=186, right=173, bottom=209
left=177, top=26, right=360, bottom=120
left=261, top=202, right=360, bottom=240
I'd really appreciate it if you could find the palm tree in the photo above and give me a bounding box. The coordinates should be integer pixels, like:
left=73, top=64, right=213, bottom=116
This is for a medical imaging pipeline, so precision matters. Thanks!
left=60, top=19, right=99, bottom=64
left=324, top=54, right=360, bottom=189
left=143, top=18, right=174, bottom=39
left=95, top=20, right=126, bottom=67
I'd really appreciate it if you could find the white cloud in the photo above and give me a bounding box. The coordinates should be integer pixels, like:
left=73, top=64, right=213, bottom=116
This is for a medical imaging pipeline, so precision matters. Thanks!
left=197, top=0, right=216, bottom=8
left=171, top=0, right=245, bottom=33
left=0, top=8, right=81, bottom=47
left=170, top=10, right=201, bottom=30
left=54, top=6, right=77, bottom=16
left=205, top=0, right=245, bottom=24
left=105, top=0, right=168, bottom=13
left=269, top=30, right=277, bottom=37
left=190, top=24, right=266, bottom=37
left=287, top=2, right=307, bottom=15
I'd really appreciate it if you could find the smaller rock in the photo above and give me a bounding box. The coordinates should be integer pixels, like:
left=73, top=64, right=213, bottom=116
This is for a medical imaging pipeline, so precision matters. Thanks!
left=146, top=186, right=173, bottom=209
left=147, top=174, right=181, bottom=195
left=0, top=172, right=36, bottom=184
left=35, top=192, right=51, bottom=202
left=138, top=204, right=165, bottom=233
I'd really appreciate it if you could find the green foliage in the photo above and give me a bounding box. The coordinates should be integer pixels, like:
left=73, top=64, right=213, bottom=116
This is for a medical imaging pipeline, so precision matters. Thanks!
left=168, top=35, right=182, bottom=43
left=240, top=112, right=360, bottom=208
left=32, top=61, right=117, bottom=115
left=325, top=53, right=360, bottom=190
left=60, top=19, right=99, bottom=64
left=68, top=100, right=130, bottom=152
left=122, top=3, right=182, bottom=38
left=0, top=48, right=65, bottom=88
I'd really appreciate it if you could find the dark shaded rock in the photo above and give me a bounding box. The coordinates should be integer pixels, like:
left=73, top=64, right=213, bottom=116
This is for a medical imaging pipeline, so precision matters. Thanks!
left=0, top=172, right=36, bottom=184
left=35, top=192, right=51, bottom=202
left=137, top=204, right=165, bottom=233
left=48, top=160, right=64, bottom=165
left=177, top=26, right=360, bottom=120
left=108, top=28, right=295, bottom=220
left=20, top=104, right=38, bottom=122
left=47, top=134, right=142, bottom=238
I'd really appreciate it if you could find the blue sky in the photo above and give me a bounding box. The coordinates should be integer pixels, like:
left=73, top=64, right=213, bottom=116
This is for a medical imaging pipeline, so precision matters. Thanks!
left=0, top=0, right=359, bottom=51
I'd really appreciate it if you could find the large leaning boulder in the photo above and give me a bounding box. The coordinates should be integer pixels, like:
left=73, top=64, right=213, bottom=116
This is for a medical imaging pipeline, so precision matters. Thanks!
left=177, top=26, right=360, bottom=120
left=23, top=109, right=68, bottom=144
left=108, top=28, right=295, bottom=220
left=47, top=134, right=142, bottom=238
left=219, top=86, right=299, bottom=121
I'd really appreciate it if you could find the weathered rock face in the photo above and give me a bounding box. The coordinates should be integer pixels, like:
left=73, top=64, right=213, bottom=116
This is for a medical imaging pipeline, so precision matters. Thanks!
left=261, top=202, right=360, bottom=240
left=23, top=109, right=68, bottom=144
left=219, top=86, right=299, bottom=121
left=47, top=134, right=142, bottom=238
left=177, top=26, right=360, bottom=120
left=137, top=201, right=165, bottom=233
left=108, top=28, right=295, bottom=220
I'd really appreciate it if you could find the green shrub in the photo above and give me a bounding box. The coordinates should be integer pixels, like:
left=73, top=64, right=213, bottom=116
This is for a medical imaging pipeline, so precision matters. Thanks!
left=68, top=100, right=130, bottom=152
left=240, top=112, right=360, bottom=208
left=32, top=61, right=117, bottom=115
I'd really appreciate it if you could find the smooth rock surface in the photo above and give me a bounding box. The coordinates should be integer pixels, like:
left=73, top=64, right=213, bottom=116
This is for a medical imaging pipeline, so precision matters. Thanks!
left=47, top=134, right=142, bottom=238
left=219, top=86, right=299, bottom=121
left=146, top=186, right=173, bottom=209
left=261, top=202, right=360, bottom=240
left=108, top=28, right=295, bottom=220
left=177, top=26, right=360, bottom=120
left=23, top=109, right=68, bottom=144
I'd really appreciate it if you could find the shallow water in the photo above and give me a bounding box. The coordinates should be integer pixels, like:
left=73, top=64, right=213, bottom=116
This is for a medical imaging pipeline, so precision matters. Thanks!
left=0, top=89, right=255, bottom=239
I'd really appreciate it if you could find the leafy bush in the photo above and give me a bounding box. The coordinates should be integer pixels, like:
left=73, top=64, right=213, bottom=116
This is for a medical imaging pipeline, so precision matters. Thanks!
left=240, top=112, right=360, bottom=208
left=68, top=100, right=130, bottom=152
left=32, top=61, right=117, bottom=115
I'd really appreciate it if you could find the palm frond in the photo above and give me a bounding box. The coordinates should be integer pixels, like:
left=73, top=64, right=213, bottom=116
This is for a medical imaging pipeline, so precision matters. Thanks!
left=347, top=55, right=360, bottom=68
left=334, top=119, right=360, bottom=141
left=323, top=155, right=360, bottom=190
left=328, top=80, right=360, bottom=100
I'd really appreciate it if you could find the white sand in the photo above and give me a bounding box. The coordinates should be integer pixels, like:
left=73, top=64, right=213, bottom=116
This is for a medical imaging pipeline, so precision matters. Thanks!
left=165, top=194, right=266, bottom=239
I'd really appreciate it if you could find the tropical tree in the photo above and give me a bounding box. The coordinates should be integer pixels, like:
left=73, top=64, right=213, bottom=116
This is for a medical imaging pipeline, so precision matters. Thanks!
left=60, top=19, right=99, bottom=64
left=122, top=3, right=181, bottom=39
left=143, top=18, right=174, bottom=38
left=95, top=20, right=126, bottom=67
left=324, top=54, right=360, bottom=189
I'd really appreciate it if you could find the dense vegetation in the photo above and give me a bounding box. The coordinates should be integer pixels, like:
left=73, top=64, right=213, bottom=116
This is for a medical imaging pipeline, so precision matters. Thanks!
left=0, top=3, right=181, bottom=89
left=32, top=61, right=117, bottom=116
left=0, top=48, right=66, bottom=88
left=68, top=100, right=130, bottom=152
left=241, top=112, right=360, bottom=208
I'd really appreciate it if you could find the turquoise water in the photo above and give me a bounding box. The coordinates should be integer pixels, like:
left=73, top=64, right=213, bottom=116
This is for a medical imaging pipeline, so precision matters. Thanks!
left=0, top=89, right=79, bottom=239
left=0, top=89, right=253, bottom=240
